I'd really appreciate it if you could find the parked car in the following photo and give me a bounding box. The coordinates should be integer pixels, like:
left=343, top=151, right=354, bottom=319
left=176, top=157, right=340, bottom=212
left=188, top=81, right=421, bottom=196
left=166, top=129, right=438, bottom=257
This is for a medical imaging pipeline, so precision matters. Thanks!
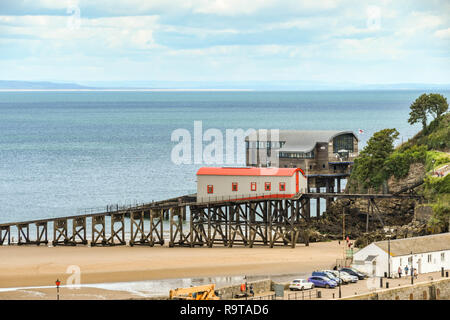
left=289, top=279, right=314, bottom=291
left=307, top=276, right=337, bottom=289
left=339, top=267, right=367, bottom=280
left=327, top=270, right=358, bottom=284
left=312, top=271, right=343, bottom=285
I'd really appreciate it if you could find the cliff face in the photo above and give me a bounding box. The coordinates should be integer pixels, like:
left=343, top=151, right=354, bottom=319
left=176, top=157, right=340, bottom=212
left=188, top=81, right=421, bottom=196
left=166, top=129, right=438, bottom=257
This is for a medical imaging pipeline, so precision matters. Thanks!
left=308, top=162, right=427, bottom=246
left=387, top=163, right=426, bottom=193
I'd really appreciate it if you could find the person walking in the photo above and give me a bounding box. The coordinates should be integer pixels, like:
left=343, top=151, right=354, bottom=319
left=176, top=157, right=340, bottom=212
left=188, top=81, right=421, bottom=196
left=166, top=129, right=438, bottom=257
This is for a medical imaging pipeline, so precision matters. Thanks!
left=398, top=266, right=402, bottom=278
left=404, top=265, right=409, bottom=277
left=414, top=268, right=418, bottom=279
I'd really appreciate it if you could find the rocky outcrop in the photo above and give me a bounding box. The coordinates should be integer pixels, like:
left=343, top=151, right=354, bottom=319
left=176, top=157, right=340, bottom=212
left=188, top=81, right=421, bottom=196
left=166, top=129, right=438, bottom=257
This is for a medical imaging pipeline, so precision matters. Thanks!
left=354, top=220, right=431, bottom=248
left=387, top=163, right=426, bottom=194
left=310, top=161, right=426, bottom=244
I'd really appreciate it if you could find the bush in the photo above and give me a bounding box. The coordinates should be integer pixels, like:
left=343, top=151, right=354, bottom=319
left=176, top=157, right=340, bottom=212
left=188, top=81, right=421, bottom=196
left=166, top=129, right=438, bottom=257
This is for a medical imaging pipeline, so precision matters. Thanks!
left=384, top=145, right=427, bottom=179
left=425, top=150, right=450, bottom=171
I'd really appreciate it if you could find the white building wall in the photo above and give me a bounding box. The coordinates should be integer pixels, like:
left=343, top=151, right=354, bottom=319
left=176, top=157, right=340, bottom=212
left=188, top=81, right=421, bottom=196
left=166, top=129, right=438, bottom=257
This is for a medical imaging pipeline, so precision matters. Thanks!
left=391, top=250, right=450, bottom=276
left=197, top=173, right=307, bottom=202
left=352, top=243, right=389, bottom=277
left=353, top=243, right=450, bottom=278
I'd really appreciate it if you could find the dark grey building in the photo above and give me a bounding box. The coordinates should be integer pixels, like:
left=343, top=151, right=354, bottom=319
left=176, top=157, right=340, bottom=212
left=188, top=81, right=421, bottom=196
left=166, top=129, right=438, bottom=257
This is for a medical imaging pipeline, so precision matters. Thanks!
left=245, top=130, right=359, bottom=192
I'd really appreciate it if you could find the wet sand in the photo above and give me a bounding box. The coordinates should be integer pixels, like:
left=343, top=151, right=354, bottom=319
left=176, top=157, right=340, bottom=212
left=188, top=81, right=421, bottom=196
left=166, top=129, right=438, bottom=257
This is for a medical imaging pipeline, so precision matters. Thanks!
left=0, top=241, right=344, bottom=299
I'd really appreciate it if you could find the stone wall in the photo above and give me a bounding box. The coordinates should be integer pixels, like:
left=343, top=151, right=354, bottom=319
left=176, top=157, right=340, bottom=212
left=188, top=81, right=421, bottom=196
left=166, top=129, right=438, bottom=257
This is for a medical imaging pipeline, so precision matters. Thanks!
left=215, top=279, right=272, bottom=300
left=415, top=205, right=434, bottom=223
left=341, top=277, right=450, bottom=300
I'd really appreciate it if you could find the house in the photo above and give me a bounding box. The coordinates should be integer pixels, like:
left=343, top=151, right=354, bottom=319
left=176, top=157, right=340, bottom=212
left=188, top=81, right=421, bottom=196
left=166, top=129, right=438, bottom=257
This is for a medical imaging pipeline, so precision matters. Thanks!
left=196, top=167, right=307, bottom=203
left=352, top=233, right=450, bottom=277
left=245, top=130, right=358, bottom=191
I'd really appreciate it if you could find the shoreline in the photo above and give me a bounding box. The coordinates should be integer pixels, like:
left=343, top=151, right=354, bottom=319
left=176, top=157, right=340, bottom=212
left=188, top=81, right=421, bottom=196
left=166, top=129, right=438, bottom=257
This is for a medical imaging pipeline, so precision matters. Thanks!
left=0, top=241, right=344, bottom=293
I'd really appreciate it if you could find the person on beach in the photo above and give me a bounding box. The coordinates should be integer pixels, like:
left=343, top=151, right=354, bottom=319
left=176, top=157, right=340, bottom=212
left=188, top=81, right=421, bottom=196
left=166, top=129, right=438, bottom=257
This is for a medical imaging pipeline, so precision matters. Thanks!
left=398, top=267, right=402, bottom=278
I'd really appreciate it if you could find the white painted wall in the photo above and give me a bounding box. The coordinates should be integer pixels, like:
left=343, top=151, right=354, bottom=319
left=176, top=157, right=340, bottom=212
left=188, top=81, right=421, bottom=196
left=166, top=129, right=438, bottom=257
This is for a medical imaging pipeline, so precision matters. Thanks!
left=353, top=243, right=450, bottom=277
left=352, top=243, right=388, bottom=277
left=197, top=173, right=307, bottom=202
left=391, top=250, right=450, bottom=277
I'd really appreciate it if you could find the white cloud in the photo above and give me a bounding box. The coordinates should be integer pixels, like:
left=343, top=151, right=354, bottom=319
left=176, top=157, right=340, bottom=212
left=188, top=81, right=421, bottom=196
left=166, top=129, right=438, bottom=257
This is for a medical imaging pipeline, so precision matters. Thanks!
left=434, top=27, right=450, bottom=39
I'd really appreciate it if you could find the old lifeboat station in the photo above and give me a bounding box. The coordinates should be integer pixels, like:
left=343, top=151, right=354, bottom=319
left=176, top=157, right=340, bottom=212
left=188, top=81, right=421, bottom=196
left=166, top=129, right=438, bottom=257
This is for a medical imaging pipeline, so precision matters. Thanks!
left=197, top=130, right=359, bottom=201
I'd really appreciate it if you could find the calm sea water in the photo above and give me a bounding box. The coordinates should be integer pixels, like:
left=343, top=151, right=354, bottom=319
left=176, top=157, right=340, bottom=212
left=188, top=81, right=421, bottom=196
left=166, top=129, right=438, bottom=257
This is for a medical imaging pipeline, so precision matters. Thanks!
left=0, top=90, right=446, bottom=224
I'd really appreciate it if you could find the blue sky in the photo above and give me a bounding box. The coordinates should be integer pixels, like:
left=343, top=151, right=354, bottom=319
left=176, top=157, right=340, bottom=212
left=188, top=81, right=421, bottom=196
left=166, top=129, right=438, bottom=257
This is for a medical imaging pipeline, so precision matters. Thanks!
left=0, top=0, right=449, bottom=86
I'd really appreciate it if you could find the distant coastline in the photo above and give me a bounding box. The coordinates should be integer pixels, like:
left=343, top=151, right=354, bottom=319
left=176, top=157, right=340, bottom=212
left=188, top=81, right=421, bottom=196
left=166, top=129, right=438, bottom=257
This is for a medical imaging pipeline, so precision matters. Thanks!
left=1, top=80, right=450, bottom=91
left=0, top=88, right=254, bottom=92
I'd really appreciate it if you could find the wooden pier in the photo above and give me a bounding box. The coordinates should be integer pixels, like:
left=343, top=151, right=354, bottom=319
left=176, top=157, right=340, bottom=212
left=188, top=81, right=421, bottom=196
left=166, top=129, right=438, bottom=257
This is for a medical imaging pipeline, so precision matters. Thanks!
left=0, top=192, right=420, bottom=248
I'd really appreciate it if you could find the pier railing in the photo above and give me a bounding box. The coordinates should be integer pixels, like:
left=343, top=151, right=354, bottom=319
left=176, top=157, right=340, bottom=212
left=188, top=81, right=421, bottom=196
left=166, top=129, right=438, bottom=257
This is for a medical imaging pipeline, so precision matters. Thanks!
left=0, top=191, right=421, bottom=248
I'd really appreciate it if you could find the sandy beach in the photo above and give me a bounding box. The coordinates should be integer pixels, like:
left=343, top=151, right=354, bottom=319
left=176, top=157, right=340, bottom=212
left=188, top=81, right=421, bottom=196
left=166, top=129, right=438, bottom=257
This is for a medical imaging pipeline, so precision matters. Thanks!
left=0, top=241, right=344, bottom=299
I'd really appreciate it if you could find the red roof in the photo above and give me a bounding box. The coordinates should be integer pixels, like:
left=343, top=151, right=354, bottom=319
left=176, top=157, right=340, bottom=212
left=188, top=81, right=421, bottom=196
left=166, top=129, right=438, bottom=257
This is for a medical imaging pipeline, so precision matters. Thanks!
left=197, top=167, right=305, bottom=177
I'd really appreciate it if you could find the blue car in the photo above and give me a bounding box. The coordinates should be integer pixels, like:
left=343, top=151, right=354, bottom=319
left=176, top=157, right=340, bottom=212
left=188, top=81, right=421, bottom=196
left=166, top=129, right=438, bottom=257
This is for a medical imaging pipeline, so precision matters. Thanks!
left=312, top=271, right=343, bottom=285
left=307, top=276, right=337, bottom=289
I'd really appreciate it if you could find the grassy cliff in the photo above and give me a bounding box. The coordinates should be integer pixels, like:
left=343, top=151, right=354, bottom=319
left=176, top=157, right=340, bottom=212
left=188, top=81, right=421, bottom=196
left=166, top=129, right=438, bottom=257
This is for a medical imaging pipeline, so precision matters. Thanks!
left=348, top=112, right=450, bottom=232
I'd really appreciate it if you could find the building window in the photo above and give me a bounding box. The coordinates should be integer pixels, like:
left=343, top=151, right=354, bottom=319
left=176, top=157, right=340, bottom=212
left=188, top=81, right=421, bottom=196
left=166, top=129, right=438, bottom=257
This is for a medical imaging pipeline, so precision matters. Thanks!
left=333, top=133, right=354, bottom=153
left=428, top=254, right=432, bottom=263
left=265, top=182, right=271, bottom=191
left=441, top=253, right=445, bottom=262
left=279, top=182, right=286, bottom=191
left=207, top=185, right=214, bottom=194
left=322, top=164, right=326, bottom=169
left=251, top=182, right=257, bottom=191
left=232, top=182, right=238, bottom=192
left=408, top=256, right=412, bottom=264
left=279, top=151, right=314, bottom=159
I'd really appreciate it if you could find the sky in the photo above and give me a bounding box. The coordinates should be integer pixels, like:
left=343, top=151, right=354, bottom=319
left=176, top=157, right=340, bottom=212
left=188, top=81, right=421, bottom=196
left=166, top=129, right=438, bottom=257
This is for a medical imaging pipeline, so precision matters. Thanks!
left=0, top=0, right=449, bottom=86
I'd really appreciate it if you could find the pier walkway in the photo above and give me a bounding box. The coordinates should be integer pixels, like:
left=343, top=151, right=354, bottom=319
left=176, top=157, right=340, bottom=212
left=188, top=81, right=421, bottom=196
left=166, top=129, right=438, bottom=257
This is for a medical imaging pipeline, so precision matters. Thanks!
left=0, top=192, right=421, bottom=248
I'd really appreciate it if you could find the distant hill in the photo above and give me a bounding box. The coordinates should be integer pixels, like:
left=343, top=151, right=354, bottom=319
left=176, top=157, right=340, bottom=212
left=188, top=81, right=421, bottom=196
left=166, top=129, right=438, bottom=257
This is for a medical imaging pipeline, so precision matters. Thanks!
left=1, top=80, right=450, bottom=91
left=0, top=81, right=94, bottom=90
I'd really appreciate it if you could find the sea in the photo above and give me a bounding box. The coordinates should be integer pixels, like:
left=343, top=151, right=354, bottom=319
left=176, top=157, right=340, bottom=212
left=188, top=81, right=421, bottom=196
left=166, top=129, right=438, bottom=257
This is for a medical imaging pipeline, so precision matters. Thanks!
left=0, top=90, right=446, bottom=226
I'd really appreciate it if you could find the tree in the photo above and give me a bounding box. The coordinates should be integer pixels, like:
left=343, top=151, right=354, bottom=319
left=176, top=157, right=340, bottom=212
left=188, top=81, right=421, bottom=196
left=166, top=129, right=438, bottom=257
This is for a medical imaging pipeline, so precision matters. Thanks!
left=408, top=93, right=449, bottom=131
left=351, top=128, right=399, bottom=190
left=427, top=93, right=448, bottom=120
left=408, top=94, right=429, bottom=131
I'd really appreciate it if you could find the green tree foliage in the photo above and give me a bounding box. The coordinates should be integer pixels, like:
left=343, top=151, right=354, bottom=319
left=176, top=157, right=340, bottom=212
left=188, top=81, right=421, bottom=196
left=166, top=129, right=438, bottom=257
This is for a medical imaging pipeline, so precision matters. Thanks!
left=408, top=94, right=429, bottom=130
left=401, top=112, right=450, bottom=151
left=408, top=93, right=449, bottom=131
left=384, top=145, right=427, bottom=179
left=351, top=128, right=399, bottom=189
left=428, top=93, right=449, bottom=120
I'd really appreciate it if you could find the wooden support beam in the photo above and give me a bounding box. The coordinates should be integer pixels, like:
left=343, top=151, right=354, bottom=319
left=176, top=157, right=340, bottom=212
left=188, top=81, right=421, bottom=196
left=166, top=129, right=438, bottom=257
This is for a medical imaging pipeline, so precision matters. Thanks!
left=130, top=211, right=151, bottom=246
left=370, top=198, right=385, bottom=227
left=149, top=208, right=164, bottom=246
left=366, top=200, right=370, bottom=233
left=17, top=223, right=30, bottom=245
left=52, top=219, right=69, bottom=246
left=36, top=222, right=48, bottom=245
left=316, top=198, right=321, bottom=217
left=0, top=226, right=11, bottom=245
left=169, top=206, right=188, bottom=247
left=91, top=215, right=106, bottom=246
left=71, top=217, right=87, bottom=245
left=109, top=212, right=126, bottom=245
